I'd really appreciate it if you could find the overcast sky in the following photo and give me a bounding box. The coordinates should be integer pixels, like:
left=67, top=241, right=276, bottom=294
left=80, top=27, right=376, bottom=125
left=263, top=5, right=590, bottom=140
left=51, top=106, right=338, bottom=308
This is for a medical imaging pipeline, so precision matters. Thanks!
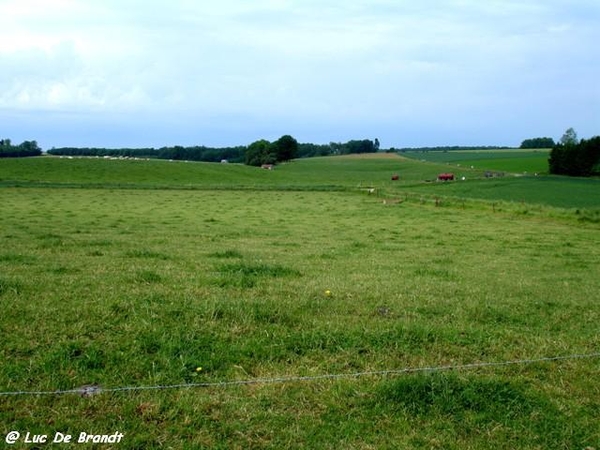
left=1, top=0, right=598, bottom=149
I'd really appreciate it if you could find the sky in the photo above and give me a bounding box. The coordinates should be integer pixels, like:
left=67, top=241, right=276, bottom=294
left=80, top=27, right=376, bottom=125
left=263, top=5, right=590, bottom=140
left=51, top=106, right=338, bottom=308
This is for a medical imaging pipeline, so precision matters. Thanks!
left=1, top=0, right=598, bottom=149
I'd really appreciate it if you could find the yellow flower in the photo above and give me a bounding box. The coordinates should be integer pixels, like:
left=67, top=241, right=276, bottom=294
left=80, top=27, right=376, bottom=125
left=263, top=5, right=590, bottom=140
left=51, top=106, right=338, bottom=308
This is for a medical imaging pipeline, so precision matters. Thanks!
left=196, top=367, right=203, bottom=372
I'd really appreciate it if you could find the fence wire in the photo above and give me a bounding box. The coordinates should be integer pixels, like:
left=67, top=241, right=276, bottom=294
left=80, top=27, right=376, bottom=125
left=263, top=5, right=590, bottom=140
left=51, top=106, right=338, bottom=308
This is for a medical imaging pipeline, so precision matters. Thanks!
left=1, top=352, right=599, bottom=397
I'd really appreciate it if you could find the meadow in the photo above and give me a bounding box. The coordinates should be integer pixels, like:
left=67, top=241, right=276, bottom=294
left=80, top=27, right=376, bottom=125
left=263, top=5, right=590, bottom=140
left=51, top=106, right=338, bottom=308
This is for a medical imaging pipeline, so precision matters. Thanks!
left=402, top=149, right=551, bottom=174
left=1, top=154, right=599, bottom=449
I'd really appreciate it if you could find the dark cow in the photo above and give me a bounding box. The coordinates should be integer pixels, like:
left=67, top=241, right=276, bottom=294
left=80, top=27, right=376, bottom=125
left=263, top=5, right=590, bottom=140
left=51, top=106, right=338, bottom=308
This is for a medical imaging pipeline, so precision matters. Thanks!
left=437, top=173, right=454, bottom=181
left=391, top=174, right=399, bottom=181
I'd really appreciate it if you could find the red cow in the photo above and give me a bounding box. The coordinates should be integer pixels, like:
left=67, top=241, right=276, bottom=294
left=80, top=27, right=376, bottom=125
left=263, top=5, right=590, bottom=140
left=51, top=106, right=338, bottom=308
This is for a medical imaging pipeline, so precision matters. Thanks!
left=438, top=173, right=454, bottom=181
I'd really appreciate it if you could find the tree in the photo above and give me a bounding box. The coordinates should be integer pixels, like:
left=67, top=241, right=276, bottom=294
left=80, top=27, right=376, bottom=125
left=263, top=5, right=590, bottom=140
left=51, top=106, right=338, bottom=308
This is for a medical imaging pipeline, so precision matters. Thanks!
left=18, top=140, right=41, bottom=155
left=273, top=135, right=298, bottom=162
left=549, top=135, right=600, bottom=176
left=520, top=137, right=555, bottom=149
left=243, top=135, right=301, bottom=166
left=342, top=139, right=375, bottom=154
left=577, top=136, right=600, bottom=176
left=0, top=139, right=42, bottom=158
left=548, top=144, right=570, bottom=175
left=560, top=127, right=578, bottom=145
left=244, top=139, right=274, bottom=166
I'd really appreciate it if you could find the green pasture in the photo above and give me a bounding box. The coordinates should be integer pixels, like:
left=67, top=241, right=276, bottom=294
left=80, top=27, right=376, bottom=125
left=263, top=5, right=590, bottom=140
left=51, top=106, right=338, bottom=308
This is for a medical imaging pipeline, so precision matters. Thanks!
left=0, top=153, right=473, bottom=189
left=403, top=149, right=551, bottom=174
left=0, top=156, right=272, bottom=189
left=3, top=154, right=600, bottom=212
left=402, top=175, right=600, bottom=210
left=1, top=155, right=599, bottom=448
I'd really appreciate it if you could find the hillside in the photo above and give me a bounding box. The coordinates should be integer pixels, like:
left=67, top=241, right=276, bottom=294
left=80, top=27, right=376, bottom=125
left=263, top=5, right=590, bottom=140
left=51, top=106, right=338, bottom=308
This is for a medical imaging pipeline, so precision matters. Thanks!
left=1, top=153, right=599, bottom=210
left=1, top=151, right=599, bottom=449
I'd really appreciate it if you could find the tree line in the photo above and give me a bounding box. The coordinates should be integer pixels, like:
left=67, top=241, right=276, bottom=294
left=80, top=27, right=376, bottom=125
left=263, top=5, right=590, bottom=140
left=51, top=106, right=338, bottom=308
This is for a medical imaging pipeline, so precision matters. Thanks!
left=44, top=136, right=380, bottom=166
left=395, top=145, right=511, bottom=152
left=244, top=137, right=380, bottom=166
left=0, top=139, right=42, bottom=158
left=47, top=145, right=246, bottom=163
left=549, top=128, right=600, bottom=177
left=14, top=129, right=599, bottom=177
left=519, top=137, right=555, bottom=149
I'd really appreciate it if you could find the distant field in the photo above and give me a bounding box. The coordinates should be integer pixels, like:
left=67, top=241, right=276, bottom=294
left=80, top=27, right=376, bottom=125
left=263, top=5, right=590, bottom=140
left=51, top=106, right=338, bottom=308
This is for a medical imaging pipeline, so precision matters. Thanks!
left=1, top=154, right=597, bottom=210
left=0, top=153, right=457, bottom=188
left=0, top=156, right=272, bottom=188
left=402, top=149, right=551, bottom=174
left=401, top=175, right=600, bottom=210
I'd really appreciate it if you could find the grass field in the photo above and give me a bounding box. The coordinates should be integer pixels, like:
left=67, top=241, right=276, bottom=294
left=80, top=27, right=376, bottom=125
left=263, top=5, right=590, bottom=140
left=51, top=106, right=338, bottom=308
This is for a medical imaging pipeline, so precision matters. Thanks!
left=1, top=155, right=599, bottom=448
left=401, top=175, right=600, bottom=211
left=402, top=149, right=551, bottom=174
left=0, top=153, right=453, bottom=188
left=2, top=153, right=599, bottom=211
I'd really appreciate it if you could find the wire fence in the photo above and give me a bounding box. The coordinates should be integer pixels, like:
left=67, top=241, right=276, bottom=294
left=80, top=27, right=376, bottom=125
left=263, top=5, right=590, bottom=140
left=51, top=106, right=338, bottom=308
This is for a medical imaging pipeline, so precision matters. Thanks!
left=1, top=352, right=599, bottom=397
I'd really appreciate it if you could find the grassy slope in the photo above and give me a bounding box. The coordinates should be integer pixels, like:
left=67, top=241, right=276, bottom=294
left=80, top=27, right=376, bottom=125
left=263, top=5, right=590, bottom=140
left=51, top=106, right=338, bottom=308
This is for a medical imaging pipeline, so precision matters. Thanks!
left=0, top=153, right=478, bottom=188
left=0, top=156, right=273, bottom=188
left=402, top=149, right=551, bottom=174
left=1, top=188, right=599, bottom=449
left=2, top=154, right=600, bottom=211
left=1, top=154, right=599, bottom=448
left=402, top=176, right=600, bottom=210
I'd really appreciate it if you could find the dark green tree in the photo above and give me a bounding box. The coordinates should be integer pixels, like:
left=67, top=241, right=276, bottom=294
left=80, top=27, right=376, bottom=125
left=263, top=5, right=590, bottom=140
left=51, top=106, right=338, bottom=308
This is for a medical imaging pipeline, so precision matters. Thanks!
left=0, top=139, right=42, bottom=157
left=548, top=144, right=571, bottom=174
left=520, top=137, right=555, bottom=149
left=273, top=135, right=298, bottom=162
left=549, top=135, right=600, bottom=176
left=578, top=137, right=600, bottom=176
left=342, top=139, right=375, bottom=154
left=244, top=139, right=275, bottom=166
left=560, top=127, right=578, bottom=145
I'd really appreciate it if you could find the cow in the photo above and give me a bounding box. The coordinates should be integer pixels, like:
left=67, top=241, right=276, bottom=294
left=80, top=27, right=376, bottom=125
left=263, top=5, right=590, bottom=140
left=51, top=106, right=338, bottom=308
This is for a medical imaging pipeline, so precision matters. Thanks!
left=437, top=173, right=454, bottom=181
left=391, top=174, right=399, bottom=181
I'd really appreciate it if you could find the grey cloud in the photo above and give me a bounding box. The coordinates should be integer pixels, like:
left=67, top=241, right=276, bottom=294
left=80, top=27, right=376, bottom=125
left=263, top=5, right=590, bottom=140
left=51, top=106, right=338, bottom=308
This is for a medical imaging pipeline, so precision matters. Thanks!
left=0, top=0, right=598, bottom=148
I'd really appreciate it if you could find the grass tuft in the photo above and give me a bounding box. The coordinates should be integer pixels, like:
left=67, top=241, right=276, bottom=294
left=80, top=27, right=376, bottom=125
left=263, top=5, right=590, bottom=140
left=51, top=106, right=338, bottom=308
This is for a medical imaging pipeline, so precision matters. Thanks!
left=378, top=373, right=534, bottom=415
left=208, top=249, right=244, bottom=259
left=125, top=249, right=170, bottom=259
left=135, top=270, right=163, bottom=284
left=376, top=373, right=594, bottom=448
left=0, top=253, right=35, bottom=264
left=0, top=277, right=21, bottom=296
left=216, top=262, right=301, bottom=288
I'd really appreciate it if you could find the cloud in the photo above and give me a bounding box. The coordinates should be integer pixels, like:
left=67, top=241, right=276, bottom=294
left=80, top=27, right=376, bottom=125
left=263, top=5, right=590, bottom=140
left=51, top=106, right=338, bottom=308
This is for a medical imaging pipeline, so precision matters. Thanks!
left=1, top=0, right=598, bottom=147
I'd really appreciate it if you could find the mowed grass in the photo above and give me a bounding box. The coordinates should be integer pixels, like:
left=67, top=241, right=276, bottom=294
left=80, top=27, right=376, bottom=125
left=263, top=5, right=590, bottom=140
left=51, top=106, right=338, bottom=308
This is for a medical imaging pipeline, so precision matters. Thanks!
left=0, top=156, right=276, bottom=188
left=403, top=149, right=551, bottom=174
left=1, top=185, right=599, bottom=449
left=4, top=154, right=600, bottom=214
left=401, top=175, right=600, bottom=211
left=0, top=153, right=462, bottom=189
